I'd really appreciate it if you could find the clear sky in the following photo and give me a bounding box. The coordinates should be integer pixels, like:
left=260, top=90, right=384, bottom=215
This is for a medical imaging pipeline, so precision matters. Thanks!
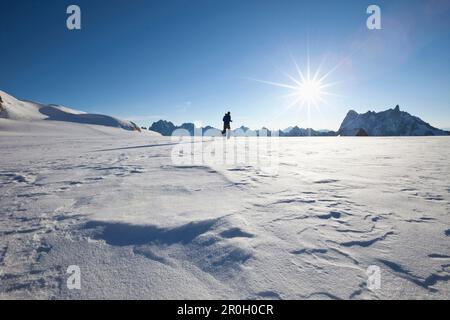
left=1, top=0, right=449, bottom=130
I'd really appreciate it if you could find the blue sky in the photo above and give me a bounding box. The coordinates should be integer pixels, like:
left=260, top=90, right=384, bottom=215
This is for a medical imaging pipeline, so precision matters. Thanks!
left=1, top=0, right=449, bottom=130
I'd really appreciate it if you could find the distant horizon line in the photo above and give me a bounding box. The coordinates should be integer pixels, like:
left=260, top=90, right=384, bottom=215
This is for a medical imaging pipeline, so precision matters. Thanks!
left=2, top=89, right=449, bottom=132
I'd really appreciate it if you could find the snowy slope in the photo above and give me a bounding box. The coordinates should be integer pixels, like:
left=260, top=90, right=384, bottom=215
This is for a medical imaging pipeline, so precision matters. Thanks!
left=0, top=119, right=449, bottom=299
left=0, top=90, right=141, bottom=132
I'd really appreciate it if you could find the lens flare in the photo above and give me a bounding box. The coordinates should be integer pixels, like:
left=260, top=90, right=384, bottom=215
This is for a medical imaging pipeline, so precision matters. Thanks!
left=250, top=54, right=341, bottom=114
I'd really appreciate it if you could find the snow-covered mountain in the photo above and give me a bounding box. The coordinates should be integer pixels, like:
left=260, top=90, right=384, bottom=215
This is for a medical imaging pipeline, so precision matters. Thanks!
left=149, top=120, right=206, bottom=136
left=150, top=120, right=336, bottom=137
left=149, top=120, right=176, bottom=135
left=282, top=126, right=294, bottom=133
left=338, top=106, right=449, bottom=136
left=279, top=126, right=335, bottom=137
left=0, top=90, right=141, bottom=132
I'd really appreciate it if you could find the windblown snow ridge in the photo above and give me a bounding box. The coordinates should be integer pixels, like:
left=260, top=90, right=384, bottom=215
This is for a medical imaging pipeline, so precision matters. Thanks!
left=81, top=216, right=256, bottom=285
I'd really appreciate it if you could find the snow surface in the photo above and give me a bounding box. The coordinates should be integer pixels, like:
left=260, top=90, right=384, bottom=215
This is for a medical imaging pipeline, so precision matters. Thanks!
left=0, top=117, right=449, bottom=300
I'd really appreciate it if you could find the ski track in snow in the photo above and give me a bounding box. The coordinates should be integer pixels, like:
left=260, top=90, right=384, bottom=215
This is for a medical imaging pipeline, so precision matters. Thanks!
left=0, top=121, right=449, bottom=299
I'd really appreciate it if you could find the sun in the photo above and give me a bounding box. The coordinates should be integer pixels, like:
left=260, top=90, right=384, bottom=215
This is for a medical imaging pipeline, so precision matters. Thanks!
left=297, top=79, right=323, bottom=104
left=250, top=55, right=340, bottom=113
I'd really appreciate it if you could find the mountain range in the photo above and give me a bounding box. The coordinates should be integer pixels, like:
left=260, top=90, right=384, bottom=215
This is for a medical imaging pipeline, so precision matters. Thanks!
left=1, top=89, right=448, bottom=137
left=150, top=105, right=449, bottom=137
left=338, top=105, right=449, bottom=136
left=149, top=120, right=336, bottom=137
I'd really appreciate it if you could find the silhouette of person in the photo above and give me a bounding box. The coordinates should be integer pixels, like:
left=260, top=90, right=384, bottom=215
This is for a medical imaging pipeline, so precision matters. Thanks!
left=222, top=111, right=232, bottom=136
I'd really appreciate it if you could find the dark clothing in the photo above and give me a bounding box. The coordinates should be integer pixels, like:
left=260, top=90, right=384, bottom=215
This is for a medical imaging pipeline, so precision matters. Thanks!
left=223, top=114, right=231, bottom=125
left=222, top=122, right=231, bottom=134
left=222, top=114, right=232, bottom=135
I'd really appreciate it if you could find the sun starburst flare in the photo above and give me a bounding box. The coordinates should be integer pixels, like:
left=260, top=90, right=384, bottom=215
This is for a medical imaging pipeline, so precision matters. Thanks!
left=250, top=55, right=341, bottom=114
